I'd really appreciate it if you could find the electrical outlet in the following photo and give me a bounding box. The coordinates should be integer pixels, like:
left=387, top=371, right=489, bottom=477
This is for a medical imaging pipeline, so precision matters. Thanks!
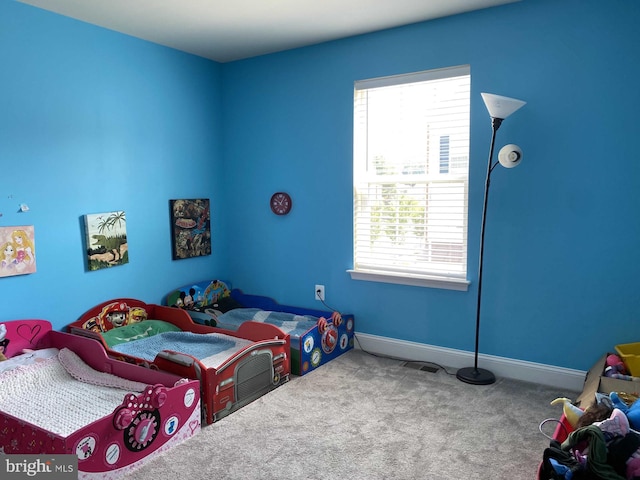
left=315, top=284, right=325, bottom=301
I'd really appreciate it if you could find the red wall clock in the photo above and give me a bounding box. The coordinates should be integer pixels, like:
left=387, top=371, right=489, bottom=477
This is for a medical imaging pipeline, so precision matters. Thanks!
left=270, top=192, right=292, bottom=215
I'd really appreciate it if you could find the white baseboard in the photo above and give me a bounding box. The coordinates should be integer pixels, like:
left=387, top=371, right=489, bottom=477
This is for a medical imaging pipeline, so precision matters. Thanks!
left=354, top=332, right=586, bottom=392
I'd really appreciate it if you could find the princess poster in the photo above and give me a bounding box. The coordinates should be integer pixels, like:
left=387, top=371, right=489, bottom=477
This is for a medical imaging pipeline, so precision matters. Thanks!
left=0, top=225, right=36, bottom=277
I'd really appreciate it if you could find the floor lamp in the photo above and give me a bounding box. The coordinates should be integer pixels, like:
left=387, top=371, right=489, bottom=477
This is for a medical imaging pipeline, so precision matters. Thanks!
left=456, top=92, right=526, bottom=385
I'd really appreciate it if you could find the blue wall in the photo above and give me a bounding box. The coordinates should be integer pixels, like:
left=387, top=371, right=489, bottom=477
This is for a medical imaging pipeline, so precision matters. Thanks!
left=2, top=0, right=639, bottom=371
left=0, top=1, right=223, bottom=323
left=220, top=0, right=640, bottom=371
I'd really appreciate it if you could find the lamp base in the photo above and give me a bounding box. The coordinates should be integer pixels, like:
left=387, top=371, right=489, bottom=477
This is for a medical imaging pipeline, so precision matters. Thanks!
left=456, top=366, right=496, bottom=385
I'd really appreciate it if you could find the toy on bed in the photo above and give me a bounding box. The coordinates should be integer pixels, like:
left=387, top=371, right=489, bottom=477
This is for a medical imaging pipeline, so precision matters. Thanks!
left=166, top=280, right=355, bottom=376
left=0, top=319, right=201, bottom=479
left=67, top=298, right=290, bottom=425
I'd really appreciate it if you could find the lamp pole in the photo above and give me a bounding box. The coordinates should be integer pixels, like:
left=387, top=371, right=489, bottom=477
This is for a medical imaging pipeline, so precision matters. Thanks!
left=456, top=117, right=502, bottom=385
left=456, top=92, right=525, bottom=386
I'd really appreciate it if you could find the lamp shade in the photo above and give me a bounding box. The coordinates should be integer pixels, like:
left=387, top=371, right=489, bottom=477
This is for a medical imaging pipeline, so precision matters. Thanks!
left=481, top=93, right=526, bottom=120
left=498, top=144, right=523, bottom=168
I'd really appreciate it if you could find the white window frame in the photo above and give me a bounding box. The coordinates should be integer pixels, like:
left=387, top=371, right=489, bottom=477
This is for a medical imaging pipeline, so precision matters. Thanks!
left=348, top=65, right=471, bottom=291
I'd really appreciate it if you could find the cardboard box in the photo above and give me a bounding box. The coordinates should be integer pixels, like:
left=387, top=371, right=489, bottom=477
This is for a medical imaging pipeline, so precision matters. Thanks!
left=576, top=353, right=640, bottom=407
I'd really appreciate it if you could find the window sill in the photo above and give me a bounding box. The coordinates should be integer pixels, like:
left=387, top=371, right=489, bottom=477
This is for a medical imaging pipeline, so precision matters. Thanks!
left=347, top=269, right=470, bottom=292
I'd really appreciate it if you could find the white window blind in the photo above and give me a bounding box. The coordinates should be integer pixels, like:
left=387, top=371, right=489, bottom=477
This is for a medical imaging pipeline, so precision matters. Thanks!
left=351, top=65, right=470, bottom=288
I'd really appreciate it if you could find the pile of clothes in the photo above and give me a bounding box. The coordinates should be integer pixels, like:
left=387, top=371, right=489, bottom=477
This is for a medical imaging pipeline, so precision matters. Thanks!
left=541, top=391, right=640, bottom=479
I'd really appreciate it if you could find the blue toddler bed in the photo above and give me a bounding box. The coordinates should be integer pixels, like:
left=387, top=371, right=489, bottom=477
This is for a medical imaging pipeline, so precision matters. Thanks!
left=165, top=280, right=355, bottom=376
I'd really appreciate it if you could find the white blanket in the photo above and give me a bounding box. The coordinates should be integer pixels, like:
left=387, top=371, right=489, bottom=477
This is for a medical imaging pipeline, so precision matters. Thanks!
left=0, top=348, right=145, bottom=437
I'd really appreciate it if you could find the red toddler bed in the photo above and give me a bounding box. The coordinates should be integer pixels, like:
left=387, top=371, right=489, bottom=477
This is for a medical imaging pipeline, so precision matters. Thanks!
left=68, top=298, right=290, bottom=425
left=0, top=319, right=201, bottom=479
left=166, top=280, right=355, bottom=376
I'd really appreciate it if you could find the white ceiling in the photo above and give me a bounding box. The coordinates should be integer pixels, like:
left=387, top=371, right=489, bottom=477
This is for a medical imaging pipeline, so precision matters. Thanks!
left=18, top=0, right=519, bottom=63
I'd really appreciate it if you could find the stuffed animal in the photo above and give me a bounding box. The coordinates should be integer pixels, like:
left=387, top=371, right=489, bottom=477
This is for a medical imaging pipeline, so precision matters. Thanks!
left=550, top=397, right=584, bottom=428
left=606, top=353, right=627, bottom=375
left=592, top=407, right=629, bottom=437
left=605, top=354, right=640, bottom=381
left=610, top=392, right=640, bottom=430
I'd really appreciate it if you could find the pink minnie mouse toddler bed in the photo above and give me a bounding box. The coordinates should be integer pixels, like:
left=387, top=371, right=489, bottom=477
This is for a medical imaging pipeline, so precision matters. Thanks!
left=166, top=280, right=355, bottom=376
left=0, top=319, right=201, bottom=479
left=68, top=299, right=290, bottom=425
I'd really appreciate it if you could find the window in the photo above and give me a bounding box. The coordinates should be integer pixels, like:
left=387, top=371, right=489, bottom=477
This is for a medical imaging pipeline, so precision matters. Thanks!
left=349, top=65, right=470, bottom=291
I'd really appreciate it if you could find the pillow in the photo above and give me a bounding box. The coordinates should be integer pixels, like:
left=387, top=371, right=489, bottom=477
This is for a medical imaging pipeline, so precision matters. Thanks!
left=0, top=348, right=59, bottom=374
left=213, top=296, right=244, bottom=313
left=101, top=320, right=181, bottom=347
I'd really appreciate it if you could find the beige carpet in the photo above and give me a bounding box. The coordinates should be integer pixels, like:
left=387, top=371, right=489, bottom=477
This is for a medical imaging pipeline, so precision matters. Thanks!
left=127, top=349, right=577, bottom=480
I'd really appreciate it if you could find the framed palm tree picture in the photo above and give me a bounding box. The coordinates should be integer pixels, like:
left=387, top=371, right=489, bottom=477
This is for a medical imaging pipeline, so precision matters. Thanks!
left=85, top=211, right=128, bottom=271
